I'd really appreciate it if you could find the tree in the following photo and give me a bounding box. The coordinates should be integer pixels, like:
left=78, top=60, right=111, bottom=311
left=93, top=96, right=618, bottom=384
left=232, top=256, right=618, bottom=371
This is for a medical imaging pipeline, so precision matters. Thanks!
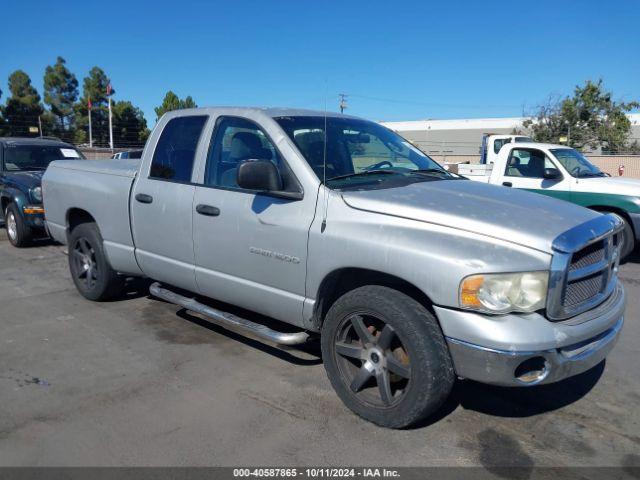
left=182, top=95, right=197, bottom=109
left=43, top=56, right=79, bottom=132
left=524, top=80, right=639, bottom=153
left=112, top=100, right=150, bottom=147
left=154, top=90, right=198, bottom=120
left=3, top=70, right=44, bottom=137
left=74, top=67, right=113, bottom=146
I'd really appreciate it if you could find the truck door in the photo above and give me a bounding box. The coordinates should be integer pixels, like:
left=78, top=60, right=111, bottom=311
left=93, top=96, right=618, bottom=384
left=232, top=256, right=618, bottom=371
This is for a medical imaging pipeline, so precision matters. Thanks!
left=494, top=147, right=569, bottom=200
left=192, top=116, right=315, bottom=327
left=130, top=114, right=209, bottom=292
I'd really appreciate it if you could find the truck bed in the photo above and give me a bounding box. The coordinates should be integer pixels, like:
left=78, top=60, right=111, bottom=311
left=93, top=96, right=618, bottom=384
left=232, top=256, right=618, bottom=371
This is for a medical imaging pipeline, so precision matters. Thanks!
left=42, top=159, right=142, bottom=275
left=458, top=163, right=492, bottom=182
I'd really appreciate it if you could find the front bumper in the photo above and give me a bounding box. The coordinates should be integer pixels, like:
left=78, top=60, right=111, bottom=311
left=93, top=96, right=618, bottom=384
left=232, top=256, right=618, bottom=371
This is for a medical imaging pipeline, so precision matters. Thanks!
left=434, top=282, right=625, bottom=386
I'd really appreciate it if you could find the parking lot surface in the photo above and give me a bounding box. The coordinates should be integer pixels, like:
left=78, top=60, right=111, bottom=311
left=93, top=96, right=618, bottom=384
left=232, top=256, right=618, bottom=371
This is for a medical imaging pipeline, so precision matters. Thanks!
left=0, top=229, right=639, bottom=469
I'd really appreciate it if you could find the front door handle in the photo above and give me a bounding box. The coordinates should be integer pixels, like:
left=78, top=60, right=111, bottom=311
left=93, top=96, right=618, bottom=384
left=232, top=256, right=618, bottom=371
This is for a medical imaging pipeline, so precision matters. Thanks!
left=502, top=182, right=513, bottom=187
left=135, top=193, right=153, bottom=204
left=196, top=204, right=220, bottom=217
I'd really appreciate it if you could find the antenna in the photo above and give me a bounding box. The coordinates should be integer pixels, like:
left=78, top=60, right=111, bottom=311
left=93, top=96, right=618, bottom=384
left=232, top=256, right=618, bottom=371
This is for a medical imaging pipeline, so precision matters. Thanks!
left=321, top=81, right=329, bottom=232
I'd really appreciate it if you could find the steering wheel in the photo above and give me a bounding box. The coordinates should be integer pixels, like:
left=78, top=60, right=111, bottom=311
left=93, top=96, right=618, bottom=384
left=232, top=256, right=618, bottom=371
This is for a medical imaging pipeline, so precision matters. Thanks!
left=571, top=166, right=581, bottom=175
left=365, top=161, right=393, bottom=171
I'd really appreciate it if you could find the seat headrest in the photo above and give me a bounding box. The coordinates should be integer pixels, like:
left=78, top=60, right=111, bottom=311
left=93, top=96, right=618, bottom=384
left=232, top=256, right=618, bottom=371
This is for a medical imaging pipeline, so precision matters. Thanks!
left=230, top=132, right=264, bottom=160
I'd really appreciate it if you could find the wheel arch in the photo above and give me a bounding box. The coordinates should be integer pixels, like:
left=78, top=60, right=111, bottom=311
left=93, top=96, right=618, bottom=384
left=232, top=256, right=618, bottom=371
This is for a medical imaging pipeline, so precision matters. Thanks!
left=587, top=205, right=634, bottom=234
left=1, top=188, right=27, bottom=215
left=66, top=208, right=98, bottom=234
left=313, top=267, right=435, bottom=330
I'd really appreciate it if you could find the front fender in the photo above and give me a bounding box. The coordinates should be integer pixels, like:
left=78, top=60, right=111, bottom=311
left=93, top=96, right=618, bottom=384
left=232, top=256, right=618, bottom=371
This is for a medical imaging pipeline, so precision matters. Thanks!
left=1, top=187, right=29, bottom=217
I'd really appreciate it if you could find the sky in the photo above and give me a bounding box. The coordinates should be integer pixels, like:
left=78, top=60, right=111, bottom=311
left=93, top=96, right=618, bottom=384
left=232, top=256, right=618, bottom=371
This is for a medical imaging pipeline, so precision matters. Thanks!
left=1, top=0, right=639, bottom=126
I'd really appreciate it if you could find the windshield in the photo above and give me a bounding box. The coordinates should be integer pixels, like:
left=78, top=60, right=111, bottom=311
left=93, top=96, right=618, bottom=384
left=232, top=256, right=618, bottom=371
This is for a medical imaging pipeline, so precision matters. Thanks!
left=551, top=148, right=603, bottom=177
left=275, top=116, right=452, bottom=189
left=3, top=144, right=84, bottom=172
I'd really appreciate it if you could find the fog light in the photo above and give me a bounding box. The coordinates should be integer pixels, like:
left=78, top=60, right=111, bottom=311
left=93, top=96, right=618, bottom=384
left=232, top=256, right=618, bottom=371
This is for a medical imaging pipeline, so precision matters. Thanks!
left=514, top=356, right=549, bottom=384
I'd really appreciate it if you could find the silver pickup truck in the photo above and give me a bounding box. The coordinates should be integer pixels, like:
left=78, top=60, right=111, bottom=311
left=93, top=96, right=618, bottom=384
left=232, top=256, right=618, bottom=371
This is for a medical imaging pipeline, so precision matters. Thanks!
left=43, top=107, right=626, bottom=428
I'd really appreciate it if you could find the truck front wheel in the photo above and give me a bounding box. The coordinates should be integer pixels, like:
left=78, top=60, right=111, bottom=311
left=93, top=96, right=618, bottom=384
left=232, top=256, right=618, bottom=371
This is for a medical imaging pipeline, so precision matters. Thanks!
left=618, top=215, right=635, bottom=260
left=321, top=285, right=454, bottom=428
left=68, top=222, right=124, bottom=301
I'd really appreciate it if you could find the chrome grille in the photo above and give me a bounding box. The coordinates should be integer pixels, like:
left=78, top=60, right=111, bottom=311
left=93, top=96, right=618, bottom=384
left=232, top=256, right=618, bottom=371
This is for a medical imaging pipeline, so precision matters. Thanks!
left=568, top=240, right=605, bottom=271
left=547, top=215, right=624, bottom=321
left=563, top=273, right=604, bottom=307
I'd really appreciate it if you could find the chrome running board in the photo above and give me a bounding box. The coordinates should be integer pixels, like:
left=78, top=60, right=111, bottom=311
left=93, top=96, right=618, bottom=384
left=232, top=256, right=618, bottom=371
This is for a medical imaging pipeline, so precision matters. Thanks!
left=149, top=282, right=310, bottom=346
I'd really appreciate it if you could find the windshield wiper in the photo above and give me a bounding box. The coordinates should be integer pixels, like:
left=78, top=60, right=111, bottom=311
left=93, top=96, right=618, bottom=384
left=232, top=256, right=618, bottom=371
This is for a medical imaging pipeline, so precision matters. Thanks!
left=326, top=170, right=399, bottom=182
left=409, top=168, right=452, bottom=178
left=577, top=172, right=605, bottom=178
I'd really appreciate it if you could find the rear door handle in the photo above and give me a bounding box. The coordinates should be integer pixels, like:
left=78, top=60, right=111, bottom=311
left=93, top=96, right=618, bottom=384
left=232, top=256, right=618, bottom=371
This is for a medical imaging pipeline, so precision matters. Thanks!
left=196, top=204, right=220, bottom=217
left=502, top=182, right=512, bottom=187
left=135, top=193, right=153, bottom=204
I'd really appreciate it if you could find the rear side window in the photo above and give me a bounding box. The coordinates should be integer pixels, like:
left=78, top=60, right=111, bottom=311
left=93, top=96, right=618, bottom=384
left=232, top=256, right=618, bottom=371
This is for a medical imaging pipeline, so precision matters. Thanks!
left=493, top=138, right=511, bottom=154
left=150, top=116, right=207, bottom=182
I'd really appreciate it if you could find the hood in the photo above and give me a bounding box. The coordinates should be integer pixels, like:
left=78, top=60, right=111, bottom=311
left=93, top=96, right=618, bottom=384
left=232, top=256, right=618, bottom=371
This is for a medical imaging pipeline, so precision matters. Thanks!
left=575, top=176, right=640, bottom=197
left=340, top=179, right=600, bottom=253
left=4, top=171, right=44, bottom=190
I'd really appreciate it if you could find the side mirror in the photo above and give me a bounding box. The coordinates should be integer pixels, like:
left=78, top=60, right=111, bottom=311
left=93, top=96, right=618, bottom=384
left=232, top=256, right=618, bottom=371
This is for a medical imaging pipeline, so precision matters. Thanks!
left=237, top=159, right=283, bottom=191
left=543, top=167, right=561, bottom=180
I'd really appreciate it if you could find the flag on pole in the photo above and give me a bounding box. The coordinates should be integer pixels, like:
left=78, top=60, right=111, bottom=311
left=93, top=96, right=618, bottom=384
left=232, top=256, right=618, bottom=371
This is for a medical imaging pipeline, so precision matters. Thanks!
left=106, top=82, right=113, bottom=96
left=87, top=97, right=92, bottom=110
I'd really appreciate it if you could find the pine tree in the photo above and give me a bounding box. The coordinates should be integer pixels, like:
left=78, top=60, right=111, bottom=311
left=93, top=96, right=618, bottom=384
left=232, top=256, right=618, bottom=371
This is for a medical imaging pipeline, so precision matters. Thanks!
left=3, top=70, right=44, bottom=137
left=43, top=56, right=79, bottom=135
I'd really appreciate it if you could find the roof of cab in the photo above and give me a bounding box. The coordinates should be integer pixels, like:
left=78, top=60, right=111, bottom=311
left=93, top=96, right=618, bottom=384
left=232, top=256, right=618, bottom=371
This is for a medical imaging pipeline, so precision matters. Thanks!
left=504, top=142, right=573, bottom=151
left=161, top=106, right=362, bottom=120
left=0, top=137, right=75, bottom=147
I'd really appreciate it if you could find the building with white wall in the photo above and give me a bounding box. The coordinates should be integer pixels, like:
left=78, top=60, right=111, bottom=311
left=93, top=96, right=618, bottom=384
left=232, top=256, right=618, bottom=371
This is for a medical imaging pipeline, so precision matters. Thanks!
left=381, top=114, right=640, bottom=155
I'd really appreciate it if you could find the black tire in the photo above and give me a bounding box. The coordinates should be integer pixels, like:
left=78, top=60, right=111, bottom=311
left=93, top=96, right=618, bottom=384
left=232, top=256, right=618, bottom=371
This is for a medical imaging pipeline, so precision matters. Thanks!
left=68, top=222, right=124, bottom=301
left=321, top=285, right=454, bottom=429
left=5, top=203, right=32, bottom=248
left=617, top=215, right=635, bottom=260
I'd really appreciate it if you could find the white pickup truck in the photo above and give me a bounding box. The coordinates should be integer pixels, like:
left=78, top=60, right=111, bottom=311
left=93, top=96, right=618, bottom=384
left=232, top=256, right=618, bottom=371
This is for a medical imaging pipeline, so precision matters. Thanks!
left=460, top=142, right=640, bottom=258
left=480, top=134, right=533, bottom=164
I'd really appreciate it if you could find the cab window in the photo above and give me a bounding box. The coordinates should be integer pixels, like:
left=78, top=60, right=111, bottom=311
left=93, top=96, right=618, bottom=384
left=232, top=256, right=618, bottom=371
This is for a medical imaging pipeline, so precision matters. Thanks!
left=204, top=116, right=299, bottom=192
left=493, top=138, right=511, bottom=154
left=505, top=148, right=554, bottom=178
left=149, top=115, right=207, bottom=182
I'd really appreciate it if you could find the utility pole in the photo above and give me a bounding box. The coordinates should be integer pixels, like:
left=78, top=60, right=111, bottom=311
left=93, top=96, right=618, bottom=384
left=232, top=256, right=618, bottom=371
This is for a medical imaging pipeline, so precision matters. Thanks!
left=339, top=93, right=348, bottom=114
left=88, top=97, right=93, bottom=148
left=38, top=116, right=43, bottom=138
left=107, top=81, right=114, bottom=150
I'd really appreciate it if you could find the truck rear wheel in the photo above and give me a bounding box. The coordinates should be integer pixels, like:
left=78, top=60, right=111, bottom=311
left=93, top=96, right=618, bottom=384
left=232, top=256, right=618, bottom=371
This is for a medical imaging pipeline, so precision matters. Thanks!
left=5, top=203, right=32, bottom=248
left=68, top=222, right=124, bottom=301
left=321, top=285, right=454, bottom=428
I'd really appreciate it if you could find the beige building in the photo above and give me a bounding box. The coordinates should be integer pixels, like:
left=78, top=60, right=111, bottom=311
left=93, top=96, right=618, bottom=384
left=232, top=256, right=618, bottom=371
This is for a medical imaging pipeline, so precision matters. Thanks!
left=381, top=114, right=640, bottom=156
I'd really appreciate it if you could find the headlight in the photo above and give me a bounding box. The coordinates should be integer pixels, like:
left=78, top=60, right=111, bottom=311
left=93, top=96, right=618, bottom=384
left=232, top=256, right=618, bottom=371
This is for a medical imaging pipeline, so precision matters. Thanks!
left=31, top=186, right=43, bottom=203
left=459, top=271, right=548, bottom=314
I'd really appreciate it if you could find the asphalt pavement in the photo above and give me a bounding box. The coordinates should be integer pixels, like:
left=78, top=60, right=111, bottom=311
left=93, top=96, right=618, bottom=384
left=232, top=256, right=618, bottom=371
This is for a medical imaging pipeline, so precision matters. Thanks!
left=0, top=229, right=639, bottom=469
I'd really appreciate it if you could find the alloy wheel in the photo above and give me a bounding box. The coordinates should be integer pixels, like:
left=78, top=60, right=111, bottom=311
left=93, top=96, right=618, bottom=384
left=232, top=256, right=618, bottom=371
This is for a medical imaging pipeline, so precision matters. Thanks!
left=333, top=312, right=411, bottom=407
left=72, top=237, right=99, bottom=290
left=6, top=211, right=17, bottom=241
